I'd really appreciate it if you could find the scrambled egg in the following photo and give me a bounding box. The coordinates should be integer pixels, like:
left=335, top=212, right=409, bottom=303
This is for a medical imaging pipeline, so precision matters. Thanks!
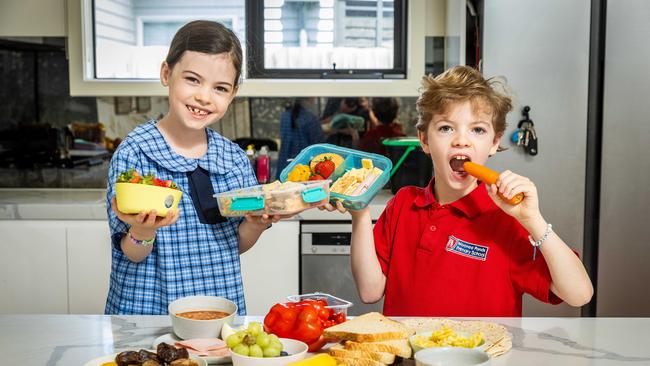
left=413, top=326, right=484, bottom=348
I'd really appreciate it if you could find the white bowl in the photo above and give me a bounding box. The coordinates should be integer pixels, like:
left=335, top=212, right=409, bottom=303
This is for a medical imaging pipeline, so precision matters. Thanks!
left=168, top=295, right=237, bottom=340
left=415, top=347, right=491, bottom=366
left=230, top=338, right=308, bottom=366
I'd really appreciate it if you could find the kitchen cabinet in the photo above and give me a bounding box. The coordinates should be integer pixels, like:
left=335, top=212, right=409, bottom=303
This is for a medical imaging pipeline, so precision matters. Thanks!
left=0, top=0, right=66, bottom=37
left=0, top=218, right=300, bottom=315
left=66, top=222, right=112, bottom=314
left=0, top=221, right=69, bottom=314
left=240, top=221, right=299, bottom=315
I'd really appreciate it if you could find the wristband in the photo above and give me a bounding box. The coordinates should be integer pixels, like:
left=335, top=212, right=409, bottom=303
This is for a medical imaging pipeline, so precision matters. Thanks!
left=529, top=223, right=552, bottom=260
left=128, top=231, right=156, bottom=247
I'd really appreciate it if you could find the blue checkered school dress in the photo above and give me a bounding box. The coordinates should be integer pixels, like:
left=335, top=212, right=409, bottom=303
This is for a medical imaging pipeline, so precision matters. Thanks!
left=105, top=120, right=257, bottom=315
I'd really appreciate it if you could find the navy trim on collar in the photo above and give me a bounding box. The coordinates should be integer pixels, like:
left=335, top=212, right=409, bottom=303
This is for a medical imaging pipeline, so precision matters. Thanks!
left=134, top=120, right=237, bottom=174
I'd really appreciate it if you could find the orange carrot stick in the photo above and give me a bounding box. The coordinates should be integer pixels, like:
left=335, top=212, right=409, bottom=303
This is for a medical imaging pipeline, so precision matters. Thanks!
left=463, top=161, right=524, bottom=205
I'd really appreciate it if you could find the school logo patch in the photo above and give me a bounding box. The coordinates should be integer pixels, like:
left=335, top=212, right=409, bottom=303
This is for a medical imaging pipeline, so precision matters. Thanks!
left=446, top=235, right=489, bottom=261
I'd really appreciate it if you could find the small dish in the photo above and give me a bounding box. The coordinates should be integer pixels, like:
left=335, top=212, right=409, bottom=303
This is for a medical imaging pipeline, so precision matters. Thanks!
left=414, top=347, right=491, bottom=366
left=152, top=333, right=231, bottom=365
left=83, top=351, right=207, bottom=366
left=409, top=331, right=486, bottom=354
left=168, top=295, right=237, bottom=340
left=230, top=338, right=308, bottom=366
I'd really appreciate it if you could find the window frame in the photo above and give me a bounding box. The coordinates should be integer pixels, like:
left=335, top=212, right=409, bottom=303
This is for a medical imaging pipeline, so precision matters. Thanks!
left=68, top=0, right=425, bottom=96
left=245, top=0, right=408, bottom=80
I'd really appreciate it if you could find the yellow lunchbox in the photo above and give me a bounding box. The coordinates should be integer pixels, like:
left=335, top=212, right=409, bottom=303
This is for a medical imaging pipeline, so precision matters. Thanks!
left=115, top=182, right=182, bottom=217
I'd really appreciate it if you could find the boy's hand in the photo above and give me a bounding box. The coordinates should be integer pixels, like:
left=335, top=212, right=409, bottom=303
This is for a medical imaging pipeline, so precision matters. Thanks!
left=111, top=196, right=180, bottom=231
left=486, top=170, right=542, bottom=224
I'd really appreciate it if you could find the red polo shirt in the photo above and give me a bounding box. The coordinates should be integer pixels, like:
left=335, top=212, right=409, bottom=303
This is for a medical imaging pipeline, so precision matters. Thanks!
left=374, top=179, right=563, bottom=317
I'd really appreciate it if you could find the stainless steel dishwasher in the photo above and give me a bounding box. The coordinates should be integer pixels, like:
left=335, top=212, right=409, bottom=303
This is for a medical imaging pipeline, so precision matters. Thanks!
left=300, top=223, right=383, bottom=315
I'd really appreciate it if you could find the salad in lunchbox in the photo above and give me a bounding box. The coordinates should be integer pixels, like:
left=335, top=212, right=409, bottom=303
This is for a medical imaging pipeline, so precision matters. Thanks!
left=115, top=168, right=183, bottom=217
left=117, top=168, right=180, bottom=190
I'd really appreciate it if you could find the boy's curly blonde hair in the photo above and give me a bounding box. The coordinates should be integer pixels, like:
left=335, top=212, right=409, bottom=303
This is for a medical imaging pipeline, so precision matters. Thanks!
left=415, top=66, right=512, bottom=150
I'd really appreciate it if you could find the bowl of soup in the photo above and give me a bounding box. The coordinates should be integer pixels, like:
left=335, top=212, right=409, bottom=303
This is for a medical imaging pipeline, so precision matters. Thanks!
left=169, top=295, right=238, bottom=340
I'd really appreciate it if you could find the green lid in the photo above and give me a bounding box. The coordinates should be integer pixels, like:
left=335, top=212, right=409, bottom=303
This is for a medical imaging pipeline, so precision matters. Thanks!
left=382, top=137, right=421, bottom=147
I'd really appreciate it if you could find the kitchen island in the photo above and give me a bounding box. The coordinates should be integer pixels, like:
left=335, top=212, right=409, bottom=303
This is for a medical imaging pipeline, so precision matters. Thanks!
left=1, top=315, right=648, bottom=365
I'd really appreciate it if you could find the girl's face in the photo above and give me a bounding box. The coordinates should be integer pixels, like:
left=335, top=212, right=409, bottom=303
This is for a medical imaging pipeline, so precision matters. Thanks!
left=418, top=99, right=501, bottom=202
left=160, top=51, right=238, bottom=130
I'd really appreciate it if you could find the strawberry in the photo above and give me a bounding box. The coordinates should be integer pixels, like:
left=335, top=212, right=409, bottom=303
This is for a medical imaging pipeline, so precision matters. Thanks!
left=153, top=178, right=166, bottom=187
left=313, top=158, right=336, bottom=179
left=309, top=173, right=325, bottom=181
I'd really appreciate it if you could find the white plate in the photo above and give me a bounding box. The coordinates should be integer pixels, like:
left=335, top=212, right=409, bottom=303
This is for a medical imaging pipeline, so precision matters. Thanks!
left=83, top=351, right=207, bottom=366
left=152, top=333, right=231, bottom=365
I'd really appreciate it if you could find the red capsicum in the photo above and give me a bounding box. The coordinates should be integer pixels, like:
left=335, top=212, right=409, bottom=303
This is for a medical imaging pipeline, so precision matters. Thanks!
left=263, top=299, right=347, bottom=352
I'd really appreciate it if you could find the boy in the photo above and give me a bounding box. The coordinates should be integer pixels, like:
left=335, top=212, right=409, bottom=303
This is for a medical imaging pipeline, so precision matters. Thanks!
left=325, top=66, right=593, bottom=316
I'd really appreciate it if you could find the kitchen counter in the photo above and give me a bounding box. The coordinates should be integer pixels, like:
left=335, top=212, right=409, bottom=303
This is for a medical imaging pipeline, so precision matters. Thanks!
left=1, top=315, right=648, bottom=365
left=0, top=189, right=394, bottom=220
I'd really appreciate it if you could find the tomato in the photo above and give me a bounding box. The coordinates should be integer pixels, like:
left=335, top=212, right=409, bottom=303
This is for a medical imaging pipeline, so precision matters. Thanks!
left=334, top=312, right=346, bottom=324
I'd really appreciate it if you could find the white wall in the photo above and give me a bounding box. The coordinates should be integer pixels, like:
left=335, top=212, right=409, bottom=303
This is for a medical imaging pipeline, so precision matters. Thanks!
left=483, top=0, right=591, bottom=316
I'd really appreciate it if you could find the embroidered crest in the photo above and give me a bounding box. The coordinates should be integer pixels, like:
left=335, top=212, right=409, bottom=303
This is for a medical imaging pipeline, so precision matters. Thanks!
left=446, top=235, right=489, bottom=261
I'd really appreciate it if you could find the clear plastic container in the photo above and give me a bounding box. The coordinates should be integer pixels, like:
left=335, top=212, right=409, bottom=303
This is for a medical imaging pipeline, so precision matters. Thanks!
left=279, top=144, right=393, bottom=210
left=214, top=180, right=330, bottom=217
left=286, top=292, right=353, bottom=317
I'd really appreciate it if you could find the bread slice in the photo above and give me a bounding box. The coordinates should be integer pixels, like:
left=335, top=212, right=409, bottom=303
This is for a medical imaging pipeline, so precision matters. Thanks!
left=328, top=344, right=395, bottom=365
left=322, top=312, right=414, bottom=342
left=344, top=339, right=412, bottom=359
left=332, top=356, right=386, bottom=366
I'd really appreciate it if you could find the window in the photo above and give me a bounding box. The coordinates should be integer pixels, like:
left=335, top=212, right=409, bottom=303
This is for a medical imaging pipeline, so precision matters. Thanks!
left=92, top=0, right=245, bottom=79
left=81, top=0, right=415, bottom=90
left=246, top=0, right=407, bottom=79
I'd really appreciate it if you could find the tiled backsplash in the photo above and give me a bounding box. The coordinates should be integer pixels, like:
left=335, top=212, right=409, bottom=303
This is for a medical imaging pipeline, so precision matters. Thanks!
left=1, top=95, right=419, bottom=188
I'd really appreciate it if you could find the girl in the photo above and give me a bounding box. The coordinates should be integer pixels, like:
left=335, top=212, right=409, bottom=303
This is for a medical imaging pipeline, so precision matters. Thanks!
left=106, top=20, right=279, bottom=315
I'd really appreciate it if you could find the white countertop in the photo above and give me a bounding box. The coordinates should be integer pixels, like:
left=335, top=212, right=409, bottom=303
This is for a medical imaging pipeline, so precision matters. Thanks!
left=1, top=315, right=648, bottom=365
left=0, top=188, right=393, bottom=220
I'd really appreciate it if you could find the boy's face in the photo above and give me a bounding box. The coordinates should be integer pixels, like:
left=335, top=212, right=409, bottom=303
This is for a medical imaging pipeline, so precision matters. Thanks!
left=160, top=51, right=238, bottom=131
left=418, top=100, right=501, bottom=198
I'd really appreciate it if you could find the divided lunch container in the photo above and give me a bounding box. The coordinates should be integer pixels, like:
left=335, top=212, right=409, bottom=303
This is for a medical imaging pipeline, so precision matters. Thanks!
left=286, top=292, right=353, bottom=317
left=279, top=144, right=393, bottom=210
left=213, top=180, right=330, bottom=217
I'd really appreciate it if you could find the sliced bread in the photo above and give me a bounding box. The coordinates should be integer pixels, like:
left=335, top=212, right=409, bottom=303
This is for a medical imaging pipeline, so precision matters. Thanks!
left=332, top=356, right=386, bottom=366
left=328, top=344, right=395, bottom=365
left=322, top=312, right=414, bottom=342
left=344, top=339, right=412, bottom=359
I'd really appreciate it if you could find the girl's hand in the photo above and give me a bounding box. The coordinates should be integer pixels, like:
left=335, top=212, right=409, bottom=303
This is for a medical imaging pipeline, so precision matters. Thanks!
left=486, top=170, right=542, bottom=224
left=319, top=200, right=348, bottom=214
left=244, top=213, right=290, bottom=228
left=111, top=196, right=180, bottom=231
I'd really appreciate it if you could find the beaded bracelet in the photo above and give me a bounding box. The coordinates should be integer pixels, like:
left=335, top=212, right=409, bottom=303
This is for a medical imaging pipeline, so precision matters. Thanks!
left=529, top=223, right=552, bottom=260
left=128, top=231, right=156, bottom=247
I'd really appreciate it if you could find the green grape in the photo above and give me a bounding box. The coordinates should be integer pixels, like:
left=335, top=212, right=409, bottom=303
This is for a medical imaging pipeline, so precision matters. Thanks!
left=248, top=322, right=263, bottom=336
left=270, top=338, right=283, bottom=351
left=249, top=344, right=264, bottom=358
left=232, top=344, right=250, bottom=356
left=235, top=330, right=248, bottom=339
left=269, top=334, right=280, bottom=343
left=242, top=334, right=257, bottom=346
left=263, top=346, right=281, bottom=358
left=226, top=334, right=242, bottom=349
left=256, top=333, right=271, bottom=348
